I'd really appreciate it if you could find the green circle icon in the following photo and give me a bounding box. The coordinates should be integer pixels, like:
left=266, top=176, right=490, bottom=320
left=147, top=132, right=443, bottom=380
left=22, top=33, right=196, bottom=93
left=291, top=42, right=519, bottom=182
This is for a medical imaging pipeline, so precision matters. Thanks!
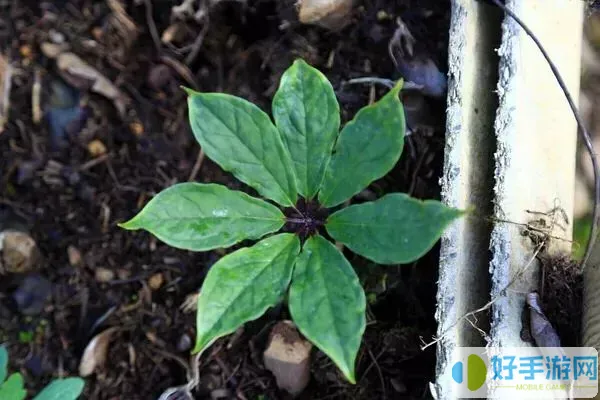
left=467, top=354, right=487, bottom=391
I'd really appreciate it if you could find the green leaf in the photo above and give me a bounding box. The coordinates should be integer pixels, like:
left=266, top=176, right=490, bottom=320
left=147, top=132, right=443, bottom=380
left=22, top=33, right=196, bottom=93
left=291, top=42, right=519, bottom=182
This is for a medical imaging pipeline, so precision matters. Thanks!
left=289, top=235, right=365, bottom=383
left=186, top=89, right=298, bottom=207
left=33, top=378, right=85, bottom=400
left=326, top=193, right=464, bottom=264
left=573, top=215, right=592, bottom=261
left=194, top=233, right=301, bottom=354
left=318, top=82, right=405, bottom=207
left=0, top=373, right=26, bottom=400
left=272, top=59, right=340, bottom=199
left=119, top=183, right=285, bottom=252
left=0, top=346, right=7, bottom=385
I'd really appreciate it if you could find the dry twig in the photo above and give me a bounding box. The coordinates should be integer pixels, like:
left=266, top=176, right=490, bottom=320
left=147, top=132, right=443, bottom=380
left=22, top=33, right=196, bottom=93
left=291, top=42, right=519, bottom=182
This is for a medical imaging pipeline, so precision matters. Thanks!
left=0, top=54, right=13, bottom=133
left=188, top=149, right=205, bottom=181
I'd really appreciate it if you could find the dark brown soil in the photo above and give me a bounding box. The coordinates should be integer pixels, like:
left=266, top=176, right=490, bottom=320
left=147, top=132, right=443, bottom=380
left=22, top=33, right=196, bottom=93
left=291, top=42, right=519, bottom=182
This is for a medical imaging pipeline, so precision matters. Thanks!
left=0, top=0, right=450, bottom=399
left=539, top=254, right=583, bottom=347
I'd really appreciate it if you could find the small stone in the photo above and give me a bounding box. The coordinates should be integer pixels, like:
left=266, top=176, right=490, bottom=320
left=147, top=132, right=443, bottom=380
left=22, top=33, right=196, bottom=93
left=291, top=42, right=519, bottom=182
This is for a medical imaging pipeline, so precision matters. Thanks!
left=201, top=374, right=221, bottom=392
left=147, top=64, right=172, bottom=90
left=1, top=231, right=40, bottom=274
left=24, top=354, right=44, bottom=377
left=17, top=160, right=42, bottom=184
left=48, top=30, right=66, bottom=44
left=91, top=27, right=104, bottom=41
left=146, top=331, right=165, bottom=347
left=67, top=245, right=82, bottom=267
left=61, top=167, right=81, bottom=186
left=87, top=140, right=107, bottom=157
left=95, top=267, right=114, bottom=282
left=263, top=320, right=312, bottom=397
left=390, top=378, right=407, bottom=393
left=376, top=10, right=391, bottom=20
left=148, top=273, right=164, bottom=290
left=210, top=389, right=231, bottom=400
left=13, top=274, right=52, bottom=315
left=298, top=0, right=355, bottom=31
left=177, top=333, right=192, bottom=352
left=76, top=183, right=95, bottom=203
left=117, top=269, right=131, bottom=280
left=129, top=121, right=144, bottom=137
left=19, top=45, right=33, bottom=59
left=207, top=362, right=221, bottom=374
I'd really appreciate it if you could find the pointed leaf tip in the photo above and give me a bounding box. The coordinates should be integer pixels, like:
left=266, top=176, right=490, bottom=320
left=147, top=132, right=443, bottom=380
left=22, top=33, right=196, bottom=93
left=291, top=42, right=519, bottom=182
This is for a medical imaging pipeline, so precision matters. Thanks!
left=188, top=92, right=298, bottom=206
left=193, top=234, right=300, bottom=354
left=117, top=220, right=135, bottom=230
left=273, top=58, right=340, bottom=198
left=318, top=83, right=406, bottom=207
left=392, top=78, right=403, bottom=94
left=292, top=58, right=309, bottom=67
left=326, top=193, right=464, bottom=264
left=181, top=86, right=197, bottom=96
left=289, top=235, right=365, bottom=384
left=115, top=183, right=285, bottom=252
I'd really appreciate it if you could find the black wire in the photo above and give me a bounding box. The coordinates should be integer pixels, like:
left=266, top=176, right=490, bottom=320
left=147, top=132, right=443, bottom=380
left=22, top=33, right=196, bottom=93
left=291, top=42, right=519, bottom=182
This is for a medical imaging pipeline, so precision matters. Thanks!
left=489, top=0, right=600, bottom=268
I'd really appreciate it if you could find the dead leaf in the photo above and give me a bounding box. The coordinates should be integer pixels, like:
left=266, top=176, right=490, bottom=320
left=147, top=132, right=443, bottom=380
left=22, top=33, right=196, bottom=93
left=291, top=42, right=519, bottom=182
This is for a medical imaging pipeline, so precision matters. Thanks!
left=180, top=292, right=199, bottom=313
left=297, top=0, right=355, bottom=31
left=161, top=23, right=187, bottom=44
left=79, top=327, right=119, bottom=377
left=67, top=245, right=82, bottom=267
left=40, top=42, right=68, bottom=59
left=107, top=0, right=138, bottom=37
left=389, top=17, right=415, bottom=58
left=41, top=43, right=129, bottom=117
left=94, top=267, right=115, bottom=282
left=526, top=292, right=561, bottom=348
left=106, top=0, right=139, bottom=62
left=32, top=68, right=42, bottom=125
left=388, top=18, right=446, bottom=98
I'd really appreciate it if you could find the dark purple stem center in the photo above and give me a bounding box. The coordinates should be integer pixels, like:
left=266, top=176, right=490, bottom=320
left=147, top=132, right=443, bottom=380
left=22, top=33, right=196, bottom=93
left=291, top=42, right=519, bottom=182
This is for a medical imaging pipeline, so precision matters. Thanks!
left=284, top=198, right=329, bottom=240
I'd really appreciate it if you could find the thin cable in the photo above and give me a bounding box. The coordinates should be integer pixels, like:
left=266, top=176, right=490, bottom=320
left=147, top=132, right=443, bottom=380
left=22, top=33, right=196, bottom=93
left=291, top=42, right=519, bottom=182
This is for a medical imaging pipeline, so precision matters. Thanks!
left=490, top=0, right=600, bottom=268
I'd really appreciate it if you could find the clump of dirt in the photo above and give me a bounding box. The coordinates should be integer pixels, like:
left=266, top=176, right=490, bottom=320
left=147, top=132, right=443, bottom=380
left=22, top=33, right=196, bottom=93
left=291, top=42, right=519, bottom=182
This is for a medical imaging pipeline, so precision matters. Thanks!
left=539, top=254, right=583, bottom=346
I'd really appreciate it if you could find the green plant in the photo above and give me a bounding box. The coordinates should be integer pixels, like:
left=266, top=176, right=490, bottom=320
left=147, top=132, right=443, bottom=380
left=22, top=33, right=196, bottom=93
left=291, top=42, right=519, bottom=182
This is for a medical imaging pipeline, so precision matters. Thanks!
left=0, top=346, right=84, bottom=400
left=120, top=59, right=463, bottom=382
